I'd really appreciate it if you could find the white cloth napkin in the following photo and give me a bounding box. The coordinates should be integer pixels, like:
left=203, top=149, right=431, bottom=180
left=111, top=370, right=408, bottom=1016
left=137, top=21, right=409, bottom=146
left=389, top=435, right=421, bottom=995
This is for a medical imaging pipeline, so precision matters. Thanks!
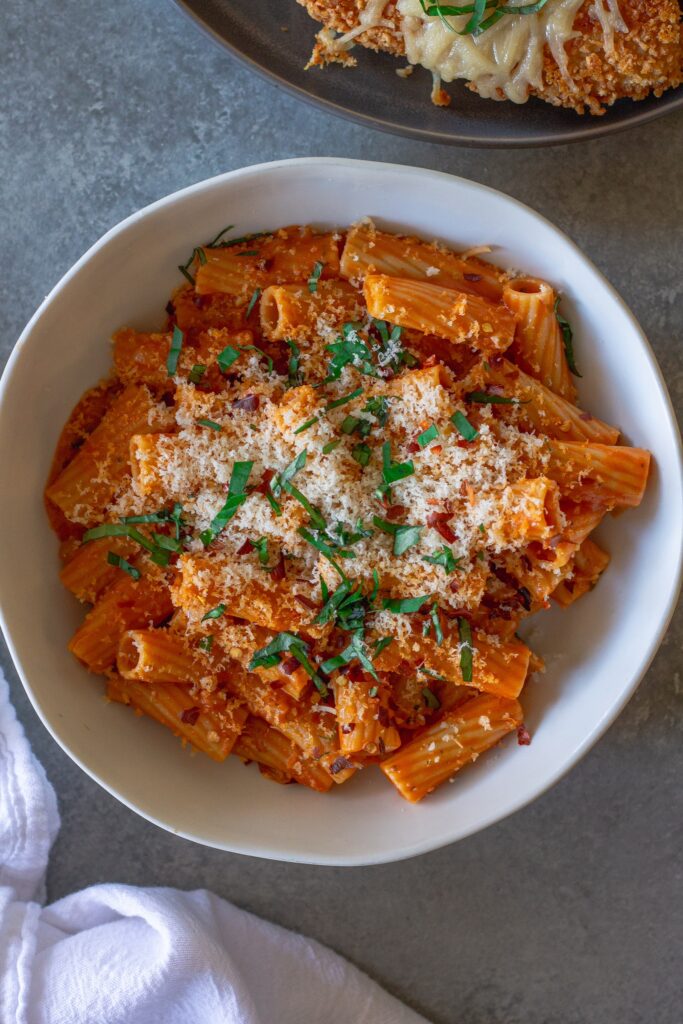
left=0, top=671, right=429, bottom=1024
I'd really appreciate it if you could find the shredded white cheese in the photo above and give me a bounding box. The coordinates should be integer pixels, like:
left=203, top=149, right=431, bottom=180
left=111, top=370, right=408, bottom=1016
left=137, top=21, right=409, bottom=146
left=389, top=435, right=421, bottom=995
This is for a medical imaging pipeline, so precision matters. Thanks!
left=397, top=0, right=626, bottom=104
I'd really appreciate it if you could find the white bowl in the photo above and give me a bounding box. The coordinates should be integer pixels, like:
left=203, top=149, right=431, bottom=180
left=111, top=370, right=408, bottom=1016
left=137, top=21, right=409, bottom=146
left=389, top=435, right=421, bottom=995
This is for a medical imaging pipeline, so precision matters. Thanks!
left=1, top=159, right=681, bottom=865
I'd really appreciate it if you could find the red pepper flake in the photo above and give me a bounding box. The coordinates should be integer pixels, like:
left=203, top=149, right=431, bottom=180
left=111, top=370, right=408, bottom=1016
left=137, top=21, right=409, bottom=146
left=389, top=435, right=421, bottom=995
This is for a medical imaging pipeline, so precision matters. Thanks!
left=449, top=580, right=460, bottom=593
left=192, top=294, right=211, bottom=309
left=295, top=594, right=320, bottom=611
left=579, top=411, right=593, bottom=422
left=270, top=552, right=286, bottom=581
left=427, top=511, right=457, bottom=543
left=383, top=504, right=406, bottom=521
left=299, top=631, right=316, bottom=646
left=345, top=663, right=366, bottom=683
left=236, top=539, right=254, bottom=555
left=253, top=468, right=275, bottom=495
left=422, top=354, right=438, bottom=367
left=377, top=706, right=390, bottom=727
left=464, top=272, right=482, bottom=282
left=180, top=706, right=200, bottom=726
left=280, top=656, right=300, bottom=675
left=341, top=723, right=356, bottom=735
left=517, top=723, right=532, bottom=746
left=329, top=755, right=353, bottom=775
left=431, top=445, right=443, bottom=455
left=232, top=394, right=259, bottom=412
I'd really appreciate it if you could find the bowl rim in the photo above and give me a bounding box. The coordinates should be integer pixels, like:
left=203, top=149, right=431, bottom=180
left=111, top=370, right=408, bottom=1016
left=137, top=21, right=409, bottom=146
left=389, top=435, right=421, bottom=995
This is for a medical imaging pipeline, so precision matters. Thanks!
left=170, top=0, right=683, bottom=150
left=1, top=157, right=682, bottom=865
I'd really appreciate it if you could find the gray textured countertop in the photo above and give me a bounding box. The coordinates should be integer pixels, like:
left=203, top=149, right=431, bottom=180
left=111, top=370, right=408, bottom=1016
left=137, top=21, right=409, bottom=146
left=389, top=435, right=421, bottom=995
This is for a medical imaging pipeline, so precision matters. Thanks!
left=2, top=2, right=682, bottom=1022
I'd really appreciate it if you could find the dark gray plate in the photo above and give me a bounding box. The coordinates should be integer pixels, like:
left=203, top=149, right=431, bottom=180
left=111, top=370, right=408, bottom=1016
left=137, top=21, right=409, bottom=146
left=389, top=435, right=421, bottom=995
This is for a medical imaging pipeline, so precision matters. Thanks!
left=173, top=0, right=683, bottom=147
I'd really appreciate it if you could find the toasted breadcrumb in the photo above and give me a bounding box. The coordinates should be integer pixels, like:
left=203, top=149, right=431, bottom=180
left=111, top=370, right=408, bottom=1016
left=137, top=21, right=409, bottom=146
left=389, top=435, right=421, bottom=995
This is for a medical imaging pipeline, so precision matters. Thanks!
left=297, top=0, right=682, bottom=113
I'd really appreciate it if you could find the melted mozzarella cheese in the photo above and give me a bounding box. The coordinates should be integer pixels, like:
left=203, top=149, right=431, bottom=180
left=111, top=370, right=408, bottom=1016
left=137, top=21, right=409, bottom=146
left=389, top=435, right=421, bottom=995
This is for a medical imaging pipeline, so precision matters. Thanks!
left=396, top=0, right=625, bottom=104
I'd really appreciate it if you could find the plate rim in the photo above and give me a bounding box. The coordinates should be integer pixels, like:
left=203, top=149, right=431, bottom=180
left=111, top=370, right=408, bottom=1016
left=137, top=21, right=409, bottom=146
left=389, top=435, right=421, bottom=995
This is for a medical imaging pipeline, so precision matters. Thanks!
left=2, top=157, right=682, bottom=864
left=171, top=0, right=683, bottom=149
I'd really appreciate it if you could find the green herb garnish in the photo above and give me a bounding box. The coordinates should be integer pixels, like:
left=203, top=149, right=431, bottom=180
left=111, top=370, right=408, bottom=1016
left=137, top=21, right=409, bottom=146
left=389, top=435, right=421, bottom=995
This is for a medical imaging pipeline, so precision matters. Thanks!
left=249, top=537, right=270, bottom=566
left=197, top=418, right=222, bottom=431
left=326, top=387, right=363, bottom=411
left=554, top=297, right=581, bottom=378
left=106, top=551, right=140, bottom=581
left=217, top=345, right=240, bottom=372
left=246, top=287, right=261, bottom=319
left=249, top=631, right=327, bottom=697
left=422, top=546, right=462, bottom=574
left=451, top=410, right=479, bottom=441
left=422, top=687, right=441, bottom=710
left=200, top=460, right=253, bottom=546
left=458, top=617, right=474, bottom=682
left=188, top=364, right=206, bottom=385
left=294, top=417, right=319, bottom=435
left=285, top=339, right=302, bottom=387
left=271, top=449, right=307, bottom=498
left=466, top=390, right=528, bottom=405
left=382, top=594, right=431, bottom=614
left=167, top=326, right=184, bottom=377
left=198, top=636, right=214, bottom=652
left=320, top=631, right=378, bottom=681
left=372, top=515, right=422, bottom=556
left=352, top=443, right=372, bottom=467
left=417, top=424, right=439, bottom=448
left=308, top=261, right=324, bottom=294
left=322, top=439, right=341, bottom=454
left=201, top=603, right=226, bottom=621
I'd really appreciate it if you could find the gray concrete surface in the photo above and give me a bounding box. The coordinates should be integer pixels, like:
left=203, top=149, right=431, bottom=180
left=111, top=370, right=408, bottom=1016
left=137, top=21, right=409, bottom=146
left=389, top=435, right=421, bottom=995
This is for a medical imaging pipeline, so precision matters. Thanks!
left=2, top=2, right=682, bottom=1022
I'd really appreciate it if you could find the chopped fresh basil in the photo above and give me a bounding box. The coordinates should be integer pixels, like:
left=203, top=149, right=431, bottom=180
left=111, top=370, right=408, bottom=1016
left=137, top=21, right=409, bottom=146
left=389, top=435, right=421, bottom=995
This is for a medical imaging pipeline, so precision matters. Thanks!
left=297, top=528, right=350, bottom=581
left=381, top=441, right=414, bottom=486
left=429, top=602, right=444, bottom=645
left=249, top=631, right=327, bottom=696
left=246, top=287, right=261, bottom=319
left=197, top=418, right=222, bottom=431
left=200, top=460, right=253, bottom=546
left=458, top=617, right=474, bottom=682
left=201, top=603, right=226, bottom=621
left=554, top=297, right=581, bottom=378
left=284, top=483, right=326, bottom=530
left=250, top=537, right=269, bottom=566
left=271, top=449, right=307, bottom=498
left=451, top=410, right=479, bottom=441
left=106, top=551, right=140, bottom=581
left=285, top=339, right=302, bottom=387
left=382, top=594, right=431, bottom=614
left=325, top=323, right=375, bottom=381
left=326, top=387, right=363, bottom=411
left=166, top=325, right=184, bottom=377
left=322, top=439, right=341, bottom=454
left=352, top=443, right=372, bottom=467
left=83, top=522, right=170, bottom=567
left=308, top=261, right=324, bottom=294
left=422, top=545, right=462, bottom=574
left=294, top=417, right=319, bottom=435
left=188, top=364, right=206, bottom=384
left=217, top=345, right=240, bottom=372
left=466, top=390, right=528, bottom=405
left=372, top=515, right=422, bottom=556
left=372, top=636, right=394, bottom=658
left=417, top=424, right=439, bottom=448
left=320, top=631, right=378, bottom=681
left=198, top=636, right=214, bottom=652
left=421, top=687, right=441, bottom=710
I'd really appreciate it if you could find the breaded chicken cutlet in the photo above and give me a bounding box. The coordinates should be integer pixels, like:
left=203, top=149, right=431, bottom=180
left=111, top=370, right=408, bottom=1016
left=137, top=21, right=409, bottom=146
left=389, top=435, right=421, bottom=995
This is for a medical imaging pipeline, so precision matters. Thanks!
left=297, top=0, right=682, bottom=114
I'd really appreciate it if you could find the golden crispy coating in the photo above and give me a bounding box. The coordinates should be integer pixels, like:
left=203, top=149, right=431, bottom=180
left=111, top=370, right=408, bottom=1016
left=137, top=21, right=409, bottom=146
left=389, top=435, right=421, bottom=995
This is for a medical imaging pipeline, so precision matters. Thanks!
left=297, top=0, right=682, bottom=114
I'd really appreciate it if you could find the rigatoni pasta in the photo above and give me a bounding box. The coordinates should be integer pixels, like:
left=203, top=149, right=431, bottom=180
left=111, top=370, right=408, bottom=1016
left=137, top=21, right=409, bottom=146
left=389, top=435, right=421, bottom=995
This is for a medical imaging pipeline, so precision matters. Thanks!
left=47, top=218, right=650, bottom=802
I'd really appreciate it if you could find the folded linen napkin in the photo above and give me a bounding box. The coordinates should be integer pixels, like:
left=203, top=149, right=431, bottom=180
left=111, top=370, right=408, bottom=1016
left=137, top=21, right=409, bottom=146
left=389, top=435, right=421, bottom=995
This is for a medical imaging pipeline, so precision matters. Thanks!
left=0, top=670, right=428, bottom=1024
